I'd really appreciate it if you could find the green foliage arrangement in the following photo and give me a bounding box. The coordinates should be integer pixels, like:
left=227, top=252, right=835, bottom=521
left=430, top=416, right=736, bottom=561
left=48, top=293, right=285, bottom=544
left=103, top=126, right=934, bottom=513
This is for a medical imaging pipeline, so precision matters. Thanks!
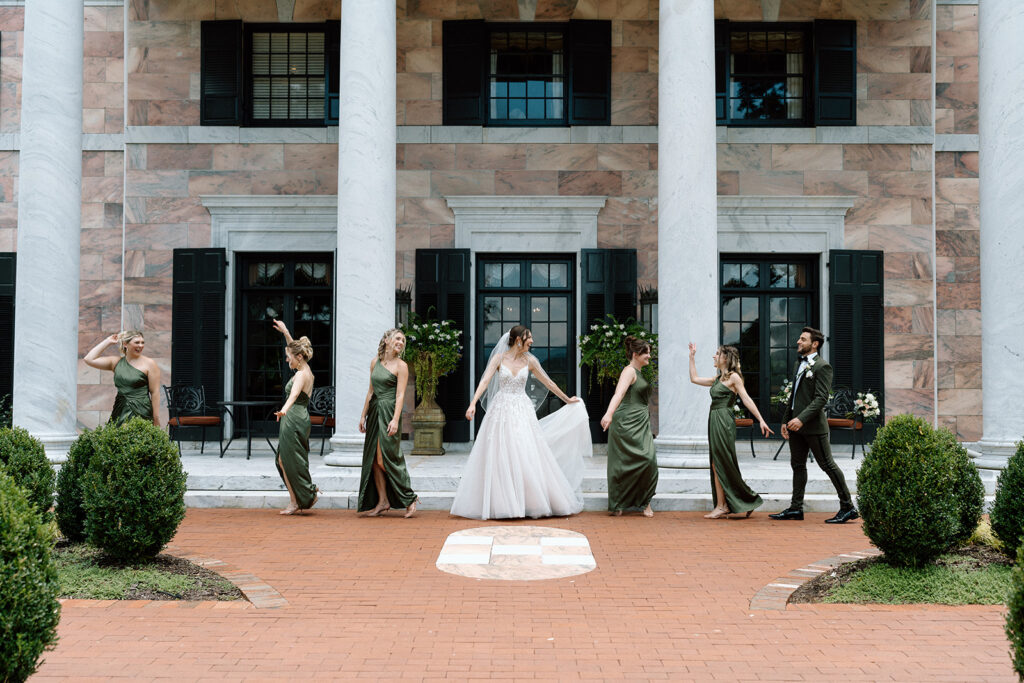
left=56, top=428, right=103, bottom=543
left=400, top=313, right=463, bottom=404
left=856, top=414, right=984, bottom=567
left=1007, top=545, right=1024, bottom=679
left=0, top=426, right=54, bottom=521
left=0, top=471, right=61, bottom=682
left=991, top=441, right=1024, bottom=559
left=578, top=315, right=657, bottom=387
left=82, top=419, right=187, bottom=562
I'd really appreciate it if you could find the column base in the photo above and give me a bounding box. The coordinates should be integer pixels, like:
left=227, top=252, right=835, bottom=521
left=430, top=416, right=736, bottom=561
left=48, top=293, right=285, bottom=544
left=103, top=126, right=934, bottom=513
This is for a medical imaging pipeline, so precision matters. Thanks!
left=324, top=432, right=364, bottom=467
left=655, top=435, right=710, bottom=468
left=30, top=432, right=78, bottom=464
left=968, top=438, right=1022, bottom=469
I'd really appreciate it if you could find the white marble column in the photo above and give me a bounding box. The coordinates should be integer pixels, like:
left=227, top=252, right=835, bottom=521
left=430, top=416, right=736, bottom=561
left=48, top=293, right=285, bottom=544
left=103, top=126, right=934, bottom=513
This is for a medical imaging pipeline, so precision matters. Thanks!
left=326, top=0, right=397, bottom=465
left=977, top=0, right=1024, bottom=458
left=12, top=1, right=84, bottom=462
left=655, top=0, right=718, bottom=463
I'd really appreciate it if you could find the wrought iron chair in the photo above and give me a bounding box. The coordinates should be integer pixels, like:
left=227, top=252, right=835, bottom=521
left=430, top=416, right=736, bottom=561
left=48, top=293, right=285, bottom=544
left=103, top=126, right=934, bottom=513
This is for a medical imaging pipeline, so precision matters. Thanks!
left=308, top=385, right=336, bottom=457
left=163, top=385, right=224, bottom=456
left=826, top=387, right=865, bottom=459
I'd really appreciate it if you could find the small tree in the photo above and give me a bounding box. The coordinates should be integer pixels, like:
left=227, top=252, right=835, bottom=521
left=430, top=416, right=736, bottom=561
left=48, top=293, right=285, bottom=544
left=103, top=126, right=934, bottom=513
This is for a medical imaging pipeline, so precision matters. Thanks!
left=992, top=441, right=1024, bottom=559
left=56, top=428, right=102, bottom=543
left=0, top=471, right=61, bottom=682
left=82, top=419, right=187, bottom=562
left=0, top=426, right=54, bottom=521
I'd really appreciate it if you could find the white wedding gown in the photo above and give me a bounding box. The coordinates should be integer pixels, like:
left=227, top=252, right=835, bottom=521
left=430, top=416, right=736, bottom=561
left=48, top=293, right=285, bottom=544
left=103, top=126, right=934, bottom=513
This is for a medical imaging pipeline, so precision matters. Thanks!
left=450, top=364, right=591, bottom=520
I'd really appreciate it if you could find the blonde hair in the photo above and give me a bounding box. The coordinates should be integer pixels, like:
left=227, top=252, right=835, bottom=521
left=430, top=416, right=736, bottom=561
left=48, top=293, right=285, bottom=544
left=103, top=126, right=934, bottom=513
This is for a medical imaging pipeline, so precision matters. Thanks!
left=287, top=336, right=313, bottom=362
left=377, top=328, right=403, bottom=360
left=716, top=345, right=743, bottom=381
left=119, top=330, right=144, bottom=356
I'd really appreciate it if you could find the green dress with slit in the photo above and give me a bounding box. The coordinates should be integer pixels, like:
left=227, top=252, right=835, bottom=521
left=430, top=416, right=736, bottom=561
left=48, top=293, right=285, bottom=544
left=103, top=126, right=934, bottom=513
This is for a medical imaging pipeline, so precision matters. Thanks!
left=275, top=377, right=317, bottom=509
left=708, top=378, right=762, bottom=514
left=606, top=367, right=659, bottom=511
left=109, top=357, right=153, bottom=426
left=358, top=361, right=417, bottom=511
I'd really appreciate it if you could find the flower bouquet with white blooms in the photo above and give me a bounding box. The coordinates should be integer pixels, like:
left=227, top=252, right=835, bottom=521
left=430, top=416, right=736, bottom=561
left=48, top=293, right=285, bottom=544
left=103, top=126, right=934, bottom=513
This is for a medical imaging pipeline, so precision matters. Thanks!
left=770, top=379, right=794, bottom=407
left=578, top=314, right=658, bottom=387
left=400, top=314, right=462, bottom=405
left=850, top=391, right=881, bottom=421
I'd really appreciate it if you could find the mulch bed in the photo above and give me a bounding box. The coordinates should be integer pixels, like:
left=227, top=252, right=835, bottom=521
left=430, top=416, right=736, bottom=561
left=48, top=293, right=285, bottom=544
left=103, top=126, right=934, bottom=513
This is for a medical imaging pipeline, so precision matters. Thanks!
left=790, top=544, right=1013, bottom=604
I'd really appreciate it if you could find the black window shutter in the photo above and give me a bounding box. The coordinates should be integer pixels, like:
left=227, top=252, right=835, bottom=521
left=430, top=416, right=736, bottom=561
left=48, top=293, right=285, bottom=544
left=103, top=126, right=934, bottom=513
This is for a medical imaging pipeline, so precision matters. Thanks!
left=829, top=250, right=883, bottom=410
left=200, top=20, right=243, bottom=126
left=568, top=20, right=612, bottom=125
left=580, top=248, right=637, bottom=442
left=325, top=20, right=340, bottom=125
left=715, top=20, right=729, bottom=123
left=415, top=249, right=472, bottom=442
left=0, top=253, right=14, bottom=407
left=813, top=20, right=856, bottom=126
left=172, top=249, right=226, bottom=436
left=442, top=20, right=485, bottom=126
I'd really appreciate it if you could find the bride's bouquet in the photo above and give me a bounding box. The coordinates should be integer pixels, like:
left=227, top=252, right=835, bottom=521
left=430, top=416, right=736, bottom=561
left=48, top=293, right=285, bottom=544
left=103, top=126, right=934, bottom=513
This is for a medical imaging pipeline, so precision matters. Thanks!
left=578, top=315, right=658, bottom=387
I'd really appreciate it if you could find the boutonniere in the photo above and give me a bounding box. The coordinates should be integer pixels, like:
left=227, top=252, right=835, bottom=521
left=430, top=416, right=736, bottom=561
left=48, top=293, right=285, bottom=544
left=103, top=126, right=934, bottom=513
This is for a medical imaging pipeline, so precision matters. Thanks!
left=805, top=369, right=814, bottom=378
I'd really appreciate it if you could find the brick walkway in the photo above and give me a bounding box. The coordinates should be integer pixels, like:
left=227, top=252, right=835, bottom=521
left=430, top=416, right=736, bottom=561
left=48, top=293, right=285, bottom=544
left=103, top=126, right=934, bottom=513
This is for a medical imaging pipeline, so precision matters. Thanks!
left=35, top=509, right=1013, bottom=681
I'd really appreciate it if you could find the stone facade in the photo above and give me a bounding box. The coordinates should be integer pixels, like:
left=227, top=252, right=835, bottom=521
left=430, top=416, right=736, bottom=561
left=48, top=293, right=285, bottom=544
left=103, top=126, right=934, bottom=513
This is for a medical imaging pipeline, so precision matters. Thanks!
left=0, top=0, right=1004, bottom=446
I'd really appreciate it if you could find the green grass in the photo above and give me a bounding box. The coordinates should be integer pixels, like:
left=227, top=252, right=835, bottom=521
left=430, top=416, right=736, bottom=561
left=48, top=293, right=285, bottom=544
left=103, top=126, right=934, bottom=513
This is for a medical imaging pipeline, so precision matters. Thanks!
left=55, top=544, right=238, bottom=600
left=824, top=554, right=1013, bottom=605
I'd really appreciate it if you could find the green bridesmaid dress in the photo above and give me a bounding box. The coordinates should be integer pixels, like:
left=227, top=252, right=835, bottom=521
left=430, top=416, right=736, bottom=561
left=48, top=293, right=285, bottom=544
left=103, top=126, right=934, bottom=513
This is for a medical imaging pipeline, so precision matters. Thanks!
left=275, top=377, right=318, bottom=509
left=357, top=361, right=417, bottom=511
left=109, top=357, right=153, bottom=426
left=607, top=367, right=659, bottom=512
left=708, top=378, right=762, bottom=514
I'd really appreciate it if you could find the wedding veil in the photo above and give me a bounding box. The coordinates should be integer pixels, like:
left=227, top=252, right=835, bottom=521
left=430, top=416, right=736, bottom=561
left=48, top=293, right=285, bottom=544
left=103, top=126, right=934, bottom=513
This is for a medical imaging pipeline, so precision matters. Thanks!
left=479, top=330, right=551, bottom=413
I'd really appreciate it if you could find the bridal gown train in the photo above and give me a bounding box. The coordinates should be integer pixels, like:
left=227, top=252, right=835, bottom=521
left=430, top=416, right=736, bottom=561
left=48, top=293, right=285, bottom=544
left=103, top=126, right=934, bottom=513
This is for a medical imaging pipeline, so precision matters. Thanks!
left=450, top=364, right=591, bottom=520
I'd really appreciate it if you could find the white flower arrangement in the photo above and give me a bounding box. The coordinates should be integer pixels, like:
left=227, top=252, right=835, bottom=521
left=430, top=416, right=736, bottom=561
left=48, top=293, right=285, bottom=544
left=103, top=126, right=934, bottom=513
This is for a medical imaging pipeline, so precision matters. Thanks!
left=852, top=391, right=881, bottom=421
left=771, top=379, right=794, bottom=406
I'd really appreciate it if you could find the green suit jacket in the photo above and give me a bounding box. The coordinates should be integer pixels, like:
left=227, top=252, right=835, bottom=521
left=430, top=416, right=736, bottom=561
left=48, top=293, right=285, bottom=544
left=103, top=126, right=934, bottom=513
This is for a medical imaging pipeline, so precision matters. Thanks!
left=783, top=356, right=833, bottom=436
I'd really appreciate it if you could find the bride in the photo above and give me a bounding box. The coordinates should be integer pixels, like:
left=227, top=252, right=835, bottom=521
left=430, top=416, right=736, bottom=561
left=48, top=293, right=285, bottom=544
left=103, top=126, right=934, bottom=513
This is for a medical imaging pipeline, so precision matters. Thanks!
left=450, top=325, right=592, bottom=520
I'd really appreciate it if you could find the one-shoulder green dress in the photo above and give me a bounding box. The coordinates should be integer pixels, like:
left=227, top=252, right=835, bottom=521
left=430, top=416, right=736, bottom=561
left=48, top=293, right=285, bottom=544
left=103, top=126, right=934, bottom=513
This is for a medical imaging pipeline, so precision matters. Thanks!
left=275, top=377, right=318, bottom=509
left=109, top=357, right=154, bottom=426
left=357, top=361, right=417, bottom=512
left=607, top=367, right=659, bottom=511
left=708, top=378, right=762, bottom=514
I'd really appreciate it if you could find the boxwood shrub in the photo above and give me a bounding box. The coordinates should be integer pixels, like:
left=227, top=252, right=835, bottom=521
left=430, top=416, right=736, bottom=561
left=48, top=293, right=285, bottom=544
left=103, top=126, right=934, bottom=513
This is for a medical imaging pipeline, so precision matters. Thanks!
left=1007, top=545, right=1024, bottom=679
left=82, top=418, right=187, bottom=562
left=0, top=471, right=61, bottom=682
left=0, top=426, right=55, bottom=521
left=992, top=441, right=1024, bottom=559
left=857, top=414, right=983, bottom=567
left=56, top=428, right=102, bottom=543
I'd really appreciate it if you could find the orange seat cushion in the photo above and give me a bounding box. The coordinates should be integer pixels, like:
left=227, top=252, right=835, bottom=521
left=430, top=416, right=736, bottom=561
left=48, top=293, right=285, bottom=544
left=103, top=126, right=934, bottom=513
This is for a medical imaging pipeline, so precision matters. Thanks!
left=828, top=418, right=855, bottom=429
left=168, top=416, right=222, bottom=427
left=310, top=416, right=336, bottom=427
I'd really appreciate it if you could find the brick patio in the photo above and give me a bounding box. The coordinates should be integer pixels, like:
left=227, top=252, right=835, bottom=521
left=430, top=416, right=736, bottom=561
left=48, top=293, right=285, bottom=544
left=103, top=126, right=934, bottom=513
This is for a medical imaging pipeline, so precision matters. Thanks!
left=34, top=509, right=1013, bottom=681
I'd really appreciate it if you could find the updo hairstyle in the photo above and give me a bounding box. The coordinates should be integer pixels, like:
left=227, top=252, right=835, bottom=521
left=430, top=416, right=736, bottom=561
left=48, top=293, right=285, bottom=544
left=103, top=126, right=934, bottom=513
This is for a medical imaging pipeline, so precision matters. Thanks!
left=508, top=325, right=531, bottom=349
left=717, top=345, right=742, bottom=380
left=624, top=335, right=651, bottom=360
left=118, top=330, right=144, bottom=356
left=377, top=328, right=403, bottom=360
left=287, top=336, right=314, bottom=362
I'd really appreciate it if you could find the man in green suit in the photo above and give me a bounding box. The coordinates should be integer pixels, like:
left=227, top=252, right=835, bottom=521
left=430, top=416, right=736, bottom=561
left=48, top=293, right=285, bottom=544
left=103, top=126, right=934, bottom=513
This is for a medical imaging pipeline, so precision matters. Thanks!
left=769, top=327, right=858, bottom=524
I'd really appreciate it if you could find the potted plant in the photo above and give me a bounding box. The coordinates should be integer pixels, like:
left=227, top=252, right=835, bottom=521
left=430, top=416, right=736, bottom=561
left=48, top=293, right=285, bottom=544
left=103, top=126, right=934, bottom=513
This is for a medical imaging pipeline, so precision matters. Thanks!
left=732, top=402, right=753, bottom=428
left=401, top=314, right=462, bottom=455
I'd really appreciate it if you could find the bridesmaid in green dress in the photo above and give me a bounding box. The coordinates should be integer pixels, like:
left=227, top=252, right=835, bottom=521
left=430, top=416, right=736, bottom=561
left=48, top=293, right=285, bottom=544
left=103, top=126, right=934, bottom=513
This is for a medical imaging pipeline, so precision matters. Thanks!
left=83, top=330, right=160, bottom=427
left=358, top=329, right=418, bottom=518
left=688, top=343, right=773, bottom=519
left=272, top=320, right=319, bottom=515
left=601, top=335, right=658, bottom=517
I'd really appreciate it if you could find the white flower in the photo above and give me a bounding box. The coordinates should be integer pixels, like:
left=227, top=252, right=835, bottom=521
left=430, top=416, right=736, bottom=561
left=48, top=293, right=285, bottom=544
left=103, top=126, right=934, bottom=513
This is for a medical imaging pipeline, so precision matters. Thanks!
left=865, top=393, right=875, bottom=401
left=582, top=335, right=590, bottom=344
left=805, top=370, right=814, bottom=378
left=605, top=331, right=613, bottom=337
left=591, top=324, right=598, bottom=331
left=619, top=324, right=625, bottom=330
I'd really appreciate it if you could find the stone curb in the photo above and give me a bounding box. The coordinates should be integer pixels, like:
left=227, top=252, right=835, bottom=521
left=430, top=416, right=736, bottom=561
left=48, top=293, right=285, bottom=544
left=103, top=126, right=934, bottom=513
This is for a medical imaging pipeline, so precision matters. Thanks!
left=749, top=547, right=883, bottom=611
left=164, top=544, right=289, bottom=609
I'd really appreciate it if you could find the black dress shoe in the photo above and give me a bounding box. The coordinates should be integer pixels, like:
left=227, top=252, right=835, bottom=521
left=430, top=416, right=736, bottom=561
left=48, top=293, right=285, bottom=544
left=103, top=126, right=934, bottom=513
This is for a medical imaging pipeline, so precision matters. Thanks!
left=768, top=508, right=804, bottom=520
left=825, top=508, right=860, bottom=524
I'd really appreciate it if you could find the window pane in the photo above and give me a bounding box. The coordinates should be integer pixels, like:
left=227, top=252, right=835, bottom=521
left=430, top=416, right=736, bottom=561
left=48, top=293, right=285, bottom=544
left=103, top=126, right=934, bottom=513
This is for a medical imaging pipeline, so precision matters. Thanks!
left=769, top=296, right=787, bottom=321
left=527, top=99, right=546, bottom=119
left=770, top=322, right=788, bottom=347
left=550, top=322, right=567, bottom=347
left=788, top=297, right=806, bottom=321
left=741, top=264, right=759, bottom=287
left=550, top=297, right=567, bottom=321
left=484, top=264, right=502, bottom=288
left=722, top=322, right=741, bottom=345
left=532, top=296, right=549, bottom=322
left=722, top=296, right=740, bottom=321
left=531, top=263, right=549, bottom=287
left=483, top=296, right=501, bottom=321
left=503, top=296, right=520, bottom=321
left=502, top=263, right=521, bottom=287
left=532, top=323, right=549, bottom=345
left=489, top=28, right=564, bottom=124
left=741, top=296, right=759, bottom=322
left=722, top=263, right=741, bottom=288
left=484, top=321, right=501, bottom=345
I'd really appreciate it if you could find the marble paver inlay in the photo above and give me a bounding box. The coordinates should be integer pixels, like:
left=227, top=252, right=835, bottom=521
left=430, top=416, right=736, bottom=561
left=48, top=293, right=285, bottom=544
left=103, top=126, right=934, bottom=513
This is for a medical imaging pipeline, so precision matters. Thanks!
left=436, top=526, right=597, bottom=580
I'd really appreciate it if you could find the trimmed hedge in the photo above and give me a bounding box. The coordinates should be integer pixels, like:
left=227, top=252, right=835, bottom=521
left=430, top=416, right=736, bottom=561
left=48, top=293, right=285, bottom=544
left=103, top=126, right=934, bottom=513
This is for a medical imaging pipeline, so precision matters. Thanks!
left=857, top=414, right=984, bottom=567
left=82, top=419, right=187, bottom=562
left=992, top=441, right=1024, bottom=559
left=0, top=471, right=61, bottom=682
left=56, top=428, right=102, bottom=543
left=1007, top=545, right=1024, bottom=679
left=0, top=426, right=54, bottom=521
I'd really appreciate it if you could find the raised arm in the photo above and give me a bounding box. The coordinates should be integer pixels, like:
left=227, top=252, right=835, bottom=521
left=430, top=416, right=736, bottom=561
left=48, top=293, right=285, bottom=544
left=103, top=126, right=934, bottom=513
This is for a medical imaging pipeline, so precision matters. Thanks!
left=83, top=334, right=121, bottom=371
left=465, top=352, right=501, bottom=420
left=272, top=319, right=294, bottom=344
left=388, top=360, right=409, bottom=437
left=688, top=343, right=715, bottom=387
left=723, top=373, right=773, bottom=437
left=600, top=365, right=636, bottom=431
left=527, top=354, right=578, bottom=404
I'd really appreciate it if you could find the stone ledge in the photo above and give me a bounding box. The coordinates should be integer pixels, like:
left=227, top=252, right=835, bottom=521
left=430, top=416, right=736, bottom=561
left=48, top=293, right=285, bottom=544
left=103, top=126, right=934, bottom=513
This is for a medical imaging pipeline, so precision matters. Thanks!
left=164, top=545, right=288, bottom=609
left=749, top=547, right=882, bottom=611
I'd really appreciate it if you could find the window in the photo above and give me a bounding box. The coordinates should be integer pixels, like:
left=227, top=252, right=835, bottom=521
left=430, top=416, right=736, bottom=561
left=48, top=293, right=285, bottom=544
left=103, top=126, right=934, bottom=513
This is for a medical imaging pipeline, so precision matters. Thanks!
left=716, top=20, right=856, bottom=127
left=443, top=20, right=611, bottom=127
left=0, top=253, right=14, bottom=413
left=200, top=21, right=340, bottom=126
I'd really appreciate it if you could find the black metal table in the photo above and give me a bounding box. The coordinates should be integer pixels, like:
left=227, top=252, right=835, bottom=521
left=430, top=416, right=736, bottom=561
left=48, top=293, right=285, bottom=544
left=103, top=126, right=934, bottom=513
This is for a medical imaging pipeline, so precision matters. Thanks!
left=216, top=400, right=279, bottom=459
